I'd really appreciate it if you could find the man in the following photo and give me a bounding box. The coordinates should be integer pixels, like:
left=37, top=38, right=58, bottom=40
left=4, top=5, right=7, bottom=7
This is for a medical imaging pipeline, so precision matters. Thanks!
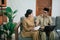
left=36, top=8, right=55, bottom=40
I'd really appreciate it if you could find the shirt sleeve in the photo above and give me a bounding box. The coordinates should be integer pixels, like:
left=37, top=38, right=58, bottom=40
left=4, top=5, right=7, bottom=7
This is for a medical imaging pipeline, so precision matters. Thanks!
left=36, top=16, right=40, bottom=26
left=49, top=17, right=53, bottom=25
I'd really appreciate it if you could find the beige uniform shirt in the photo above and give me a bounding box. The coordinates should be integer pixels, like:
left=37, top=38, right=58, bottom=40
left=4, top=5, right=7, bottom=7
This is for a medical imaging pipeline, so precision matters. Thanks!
left=36, top=15, right=53, bottom=27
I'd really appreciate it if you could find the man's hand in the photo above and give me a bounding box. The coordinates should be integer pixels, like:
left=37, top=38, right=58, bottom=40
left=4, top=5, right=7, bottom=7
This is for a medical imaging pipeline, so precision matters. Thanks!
left=41, top=26, right=45, bottom=30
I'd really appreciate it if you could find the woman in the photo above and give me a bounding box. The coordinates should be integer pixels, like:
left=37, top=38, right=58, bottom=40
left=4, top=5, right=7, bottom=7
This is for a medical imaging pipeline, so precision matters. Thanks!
left=21, top=9, right=39, bottom=40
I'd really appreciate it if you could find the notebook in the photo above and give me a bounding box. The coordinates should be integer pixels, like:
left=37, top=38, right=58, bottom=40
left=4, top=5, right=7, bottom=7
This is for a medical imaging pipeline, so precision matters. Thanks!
left=34, top=26, right=40, bottom=30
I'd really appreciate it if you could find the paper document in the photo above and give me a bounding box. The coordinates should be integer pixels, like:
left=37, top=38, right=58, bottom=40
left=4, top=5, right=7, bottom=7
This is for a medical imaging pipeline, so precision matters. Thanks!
left=34, top=26, right=40, bottom=30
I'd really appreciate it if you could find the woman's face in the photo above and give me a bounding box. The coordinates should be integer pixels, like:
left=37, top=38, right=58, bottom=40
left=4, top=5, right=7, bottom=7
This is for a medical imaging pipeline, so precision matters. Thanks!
left=29, top=13, right=33, bottom=17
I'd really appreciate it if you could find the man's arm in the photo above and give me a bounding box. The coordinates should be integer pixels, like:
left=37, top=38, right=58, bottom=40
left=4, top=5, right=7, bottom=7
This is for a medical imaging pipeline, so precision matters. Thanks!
left=49, top=17, right=53, bottom=25
left=36, top=16, right=40, bottom=26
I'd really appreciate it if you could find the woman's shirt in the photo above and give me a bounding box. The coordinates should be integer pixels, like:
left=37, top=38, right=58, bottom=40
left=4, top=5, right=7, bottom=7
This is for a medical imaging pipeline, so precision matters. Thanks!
left=22, top=17, right=35, bottom=32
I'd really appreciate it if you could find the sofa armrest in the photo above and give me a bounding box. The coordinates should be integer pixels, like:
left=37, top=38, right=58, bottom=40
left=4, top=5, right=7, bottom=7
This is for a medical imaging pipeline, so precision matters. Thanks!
left=14, top=22, right=20, bottom=40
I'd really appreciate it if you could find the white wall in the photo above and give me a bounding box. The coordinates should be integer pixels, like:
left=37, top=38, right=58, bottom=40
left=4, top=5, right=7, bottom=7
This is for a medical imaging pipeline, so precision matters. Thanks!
left=52, top=0, right=60, bottom=17
left=7, top=0, right=60, bottom=22
left=7, top=0, right=36, bottom=23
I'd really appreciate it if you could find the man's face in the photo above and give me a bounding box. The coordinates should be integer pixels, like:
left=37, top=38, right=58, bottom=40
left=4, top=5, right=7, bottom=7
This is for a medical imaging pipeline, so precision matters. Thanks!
left=43, top=11, right=48, bottom=16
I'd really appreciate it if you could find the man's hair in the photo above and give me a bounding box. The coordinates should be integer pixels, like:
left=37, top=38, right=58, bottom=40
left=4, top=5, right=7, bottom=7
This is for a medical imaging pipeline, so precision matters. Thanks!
left=43, top=8, right=49, bottom=12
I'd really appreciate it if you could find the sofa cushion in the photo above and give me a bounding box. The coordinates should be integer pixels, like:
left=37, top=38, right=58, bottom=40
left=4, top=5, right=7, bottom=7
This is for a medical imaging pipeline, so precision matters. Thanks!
left=52, top=17, right=56, bottom=25
left=55, top=16, right=60, bottom=29
left=19, top=35, right=32, bottom=40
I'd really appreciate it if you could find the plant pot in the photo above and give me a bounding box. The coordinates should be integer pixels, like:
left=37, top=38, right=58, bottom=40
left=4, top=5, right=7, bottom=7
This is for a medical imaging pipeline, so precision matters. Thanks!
left=7, top=37, right=12, bottom=40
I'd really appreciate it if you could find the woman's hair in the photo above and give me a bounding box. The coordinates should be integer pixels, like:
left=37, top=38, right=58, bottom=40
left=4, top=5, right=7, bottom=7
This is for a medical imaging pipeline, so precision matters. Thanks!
left=43, top=8, right=49, bottom=12
left=25, top=9, right=33, bottom=17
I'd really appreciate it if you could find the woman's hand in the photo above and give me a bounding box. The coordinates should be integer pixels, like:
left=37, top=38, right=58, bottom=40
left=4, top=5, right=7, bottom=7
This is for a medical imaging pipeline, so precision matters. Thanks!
left=31, top=28, right=34, bottom=31
left=30, top=27, right=36, bottom=31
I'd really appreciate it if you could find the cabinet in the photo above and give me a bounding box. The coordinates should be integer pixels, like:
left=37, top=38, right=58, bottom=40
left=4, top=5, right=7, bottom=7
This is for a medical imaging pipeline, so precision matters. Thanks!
left=0, top=0, right=7, bottom=25
left=0, top=15, right=7, bottom=25
left=0, top=0, right=6, bottom=7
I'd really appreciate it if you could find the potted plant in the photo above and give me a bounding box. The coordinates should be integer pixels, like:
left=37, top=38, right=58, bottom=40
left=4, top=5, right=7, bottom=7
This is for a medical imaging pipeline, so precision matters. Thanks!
left=3, top=7, right=17, bottom=40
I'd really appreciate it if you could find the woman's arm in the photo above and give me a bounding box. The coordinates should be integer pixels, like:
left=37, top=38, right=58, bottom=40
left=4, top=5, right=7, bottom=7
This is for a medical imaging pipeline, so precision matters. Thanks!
left=22, top=19, right=32, bottom=31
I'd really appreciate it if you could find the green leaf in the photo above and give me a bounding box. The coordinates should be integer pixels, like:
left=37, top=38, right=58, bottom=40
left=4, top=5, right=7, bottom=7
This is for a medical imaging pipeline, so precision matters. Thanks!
left=3, top=24, right=8, bottom=30
left=13, top=15, right=16, bottom=19
left=4, top=12, right=12, bottom=19
left=13, top=10, right=17, bottom=14
left=6, top=7, right=13, bottom=13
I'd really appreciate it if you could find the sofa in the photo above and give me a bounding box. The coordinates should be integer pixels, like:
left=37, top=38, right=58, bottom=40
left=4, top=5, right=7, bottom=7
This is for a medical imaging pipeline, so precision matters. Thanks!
left=14, top=16, right=60, bottom=40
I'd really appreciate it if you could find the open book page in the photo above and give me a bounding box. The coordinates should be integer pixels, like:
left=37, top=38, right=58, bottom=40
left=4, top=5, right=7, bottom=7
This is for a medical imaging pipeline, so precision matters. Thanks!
left=33, top=26, right=40, bottom=30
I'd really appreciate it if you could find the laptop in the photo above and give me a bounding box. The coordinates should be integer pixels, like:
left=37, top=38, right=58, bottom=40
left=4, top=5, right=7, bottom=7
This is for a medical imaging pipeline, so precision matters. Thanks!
left=44, top=25, right=56, bottom=32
